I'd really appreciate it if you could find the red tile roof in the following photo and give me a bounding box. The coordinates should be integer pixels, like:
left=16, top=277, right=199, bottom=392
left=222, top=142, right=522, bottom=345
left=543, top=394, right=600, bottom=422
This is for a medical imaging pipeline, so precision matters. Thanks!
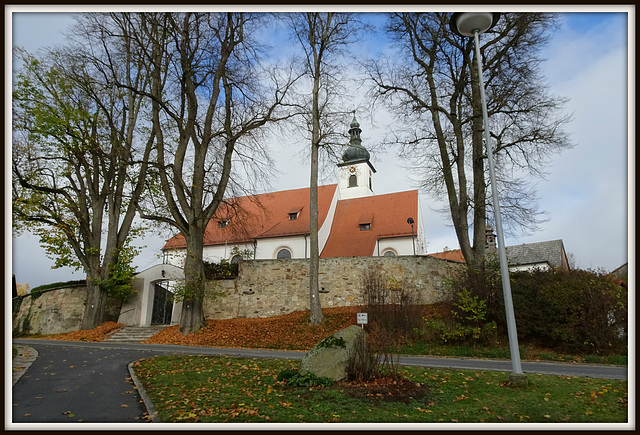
left=162, top=184, right=338, bottom=250
left=427, top=249, right=466, bottom=263
left=320, top=190, right=418, bottom=257
left=163, top=186, right=422, bottom=258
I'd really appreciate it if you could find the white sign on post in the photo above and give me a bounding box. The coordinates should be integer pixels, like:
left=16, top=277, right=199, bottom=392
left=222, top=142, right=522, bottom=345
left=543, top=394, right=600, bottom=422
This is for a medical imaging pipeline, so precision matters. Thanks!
left=357, top=312, right=368, bottom=328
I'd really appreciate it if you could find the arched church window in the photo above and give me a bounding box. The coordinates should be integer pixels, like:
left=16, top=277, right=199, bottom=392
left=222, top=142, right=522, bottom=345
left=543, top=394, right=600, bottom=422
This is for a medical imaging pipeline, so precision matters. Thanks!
left=230, top=255, right=243, bottom=264
left=349, top=174, right=357, bottom=187
left=276, top=248, right=292, bottom=259
left=383, top=250, right=396, bottom=257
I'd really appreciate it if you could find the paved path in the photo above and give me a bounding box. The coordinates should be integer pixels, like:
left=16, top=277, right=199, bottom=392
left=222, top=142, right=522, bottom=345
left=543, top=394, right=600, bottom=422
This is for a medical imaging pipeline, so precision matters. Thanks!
left=11, top=339, right=628, bottom=424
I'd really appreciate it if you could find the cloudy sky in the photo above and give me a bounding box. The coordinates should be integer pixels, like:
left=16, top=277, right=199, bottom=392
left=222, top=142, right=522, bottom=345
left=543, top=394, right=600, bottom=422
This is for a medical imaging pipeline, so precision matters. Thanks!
left=7, top=6, right=633, bottom=289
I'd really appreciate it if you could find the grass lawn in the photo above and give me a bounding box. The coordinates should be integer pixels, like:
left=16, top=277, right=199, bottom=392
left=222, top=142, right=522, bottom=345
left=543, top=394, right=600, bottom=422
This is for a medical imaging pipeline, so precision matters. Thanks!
left=17, top=306, right=629, bottom=424
left=132, top=354, right=629, bottom=424
left=30, top=305, right=627, bottom=365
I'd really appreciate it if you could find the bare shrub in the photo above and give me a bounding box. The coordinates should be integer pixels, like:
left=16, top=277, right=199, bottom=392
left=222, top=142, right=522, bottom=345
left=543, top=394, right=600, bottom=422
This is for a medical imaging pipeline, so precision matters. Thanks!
left=346, top=332, right=379, bottom=382
left=346, top=328, right=401, bottom=382
left=367, top=324, right=401, bottom=380
left=358, top=266, right=424, bottom=379
left=361, top=266, right=423, bottom=341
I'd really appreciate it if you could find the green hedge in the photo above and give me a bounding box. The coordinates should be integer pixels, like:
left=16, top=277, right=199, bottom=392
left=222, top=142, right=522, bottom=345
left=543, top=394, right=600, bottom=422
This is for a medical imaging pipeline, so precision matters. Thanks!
left=29, top=279, right=87, bottom=294
left=509, top=268, right=627, bottom=354
left=445, top=266, right=627, bottom=355
left=203, top=260, right=238, bottom=280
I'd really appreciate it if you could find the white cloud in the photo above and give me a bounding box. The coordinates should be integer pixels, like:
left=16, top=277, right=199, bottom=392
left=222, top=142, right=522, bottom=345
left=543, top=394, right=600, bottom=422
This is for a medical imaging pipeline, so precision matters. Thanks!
left=510, top=12, right=629, bottom=272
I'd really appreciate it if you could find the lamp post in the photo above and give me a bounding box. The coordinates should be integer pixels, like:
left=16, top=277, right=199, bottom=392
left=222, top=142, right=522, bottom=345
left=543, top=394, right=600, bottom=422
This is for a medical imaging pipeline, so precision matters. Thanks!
left=449, top=12, right=526, bottom=384
left=407, top=217, right=415, bottom=255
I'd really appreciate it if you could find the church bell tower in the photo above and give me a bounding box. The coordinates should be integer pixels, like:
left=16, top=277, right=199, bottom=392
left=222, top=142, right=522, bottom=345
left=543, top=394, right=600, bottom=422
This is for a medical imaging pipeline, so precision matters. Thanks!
left=337, top=114, right=376, bottom=200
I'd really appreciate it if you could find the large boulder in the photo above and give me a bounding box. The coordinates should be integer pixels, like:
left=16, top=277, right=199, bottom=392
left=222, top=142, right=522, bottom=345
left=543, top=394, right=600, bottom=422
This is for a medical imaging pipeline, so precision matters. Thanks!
left=299, top=325, right=365, bottom=382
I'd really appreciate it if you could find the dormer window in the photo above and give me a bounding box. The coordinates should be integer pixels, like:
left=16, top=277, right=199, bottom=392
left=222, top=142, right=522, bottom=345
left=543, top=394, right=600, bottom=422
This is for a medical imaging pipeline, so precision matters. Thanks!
left=289, top=206, right=302, bottom=221
left=218, top=219, right=229, bottom=228
left=359, top=214, right=373, bottom=231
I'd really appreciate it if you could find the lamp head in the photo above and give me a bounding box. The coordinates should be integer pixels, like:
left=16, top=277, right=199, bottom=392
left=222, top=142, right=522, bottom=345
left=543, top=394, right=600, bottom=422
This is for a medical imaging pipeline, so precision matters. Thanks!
left=449, top=12, right=501, bottom=37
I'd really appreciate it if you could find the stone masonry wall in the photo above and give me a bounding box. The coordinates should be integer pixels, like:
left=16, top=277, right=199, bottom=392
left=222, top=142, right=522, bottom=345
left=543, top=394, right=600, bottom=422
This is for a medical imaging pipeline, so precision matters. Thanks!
left=12, top=286, right=122, bottom=336
left=12, top=286, right=88, bottom=336
left=204, top=256, right=461, bottom=320
left=12, top=256, right=461, bottom=334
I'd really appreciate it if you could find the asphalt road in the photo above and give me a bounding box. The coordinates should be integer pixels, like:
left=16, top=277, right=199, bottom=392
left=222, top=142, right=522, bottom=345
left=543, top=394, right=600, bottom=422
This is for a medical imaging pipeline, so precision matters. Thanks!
left=11, top=339, right=628, bottom=424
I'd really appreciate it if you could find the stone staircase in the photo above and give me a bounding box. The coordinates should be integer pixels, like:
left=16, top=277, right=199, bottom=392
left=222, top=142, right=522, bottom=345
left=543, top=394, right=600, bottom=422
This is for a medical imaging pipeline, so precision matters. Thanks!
left=103, top=325, right=169, bottom=343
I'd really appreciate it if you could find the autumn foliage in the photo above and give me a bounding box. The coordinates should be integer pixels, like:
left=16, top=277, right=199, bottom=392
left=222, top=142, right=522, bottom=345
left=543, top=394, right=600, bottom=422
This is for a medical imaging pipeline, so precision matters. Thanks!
left=30, top=304, right=448, bottom=351
left=143, top=306, right=363, bottom=350
left=37, top=321, right=125, bottom=342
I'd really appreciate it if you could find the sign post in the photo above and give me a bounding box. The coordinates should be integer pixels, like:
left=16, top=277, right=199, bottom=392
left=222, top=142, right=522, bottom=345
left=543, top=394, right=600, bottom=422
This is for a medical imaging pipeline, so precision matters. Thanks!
left=357, top=312, right=368, bottom=328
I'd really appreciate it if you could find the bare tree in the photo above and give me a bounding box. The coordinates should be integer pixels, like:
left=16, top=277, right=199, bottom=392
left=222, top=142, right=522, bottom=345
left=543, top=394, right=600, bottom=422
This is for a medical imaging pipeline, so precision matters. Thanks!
left=122, top=12, right=296, bottom=334
left=368, top=12, right=573, bottom=266
left=286, top=12, right=365, bottom=325
left=12, top=12, right=153, bottom=329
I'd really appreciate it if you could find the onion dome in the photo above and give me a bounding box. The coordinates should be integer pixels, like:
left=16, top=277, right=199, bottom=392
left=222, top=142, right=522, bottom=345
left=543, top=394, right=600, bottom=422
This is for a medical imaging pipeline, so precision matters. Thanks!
left=342, top=114, right=370, bottom=163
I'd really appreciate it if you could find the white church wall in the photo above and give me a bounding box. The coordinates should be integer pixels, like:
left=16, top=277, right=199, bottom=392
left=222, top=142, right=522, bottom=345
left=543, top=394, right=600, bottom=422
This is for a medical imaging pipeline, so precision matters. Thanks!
left=318, top=186, right=340, bottom=253
left=376, top=237, right=415, bottom=256
left=202, top=242, right=256, bottom=262
left=163, top=248, right=186, bottom=268
left=164, top=243, right=257, bottom=267
left=255, top=235, right=308, bottom=259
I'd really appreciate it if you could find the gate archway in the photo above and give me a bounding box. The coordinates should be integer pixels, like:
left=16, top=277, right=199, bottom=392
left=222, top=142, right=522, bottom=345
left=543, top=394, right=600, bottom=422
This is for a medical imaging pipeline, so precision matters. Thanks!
left=117, top=264, right=184, bottom=327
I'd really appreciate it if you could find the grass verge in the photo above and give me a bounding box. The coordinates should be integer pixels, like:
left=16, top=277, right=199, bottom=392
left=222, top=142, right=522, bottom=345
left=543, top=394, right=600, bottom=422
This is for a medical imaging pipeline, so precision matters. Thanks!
left=132, top=354, right=628, bottom=423
left=21, top=306, right=627, bottom=366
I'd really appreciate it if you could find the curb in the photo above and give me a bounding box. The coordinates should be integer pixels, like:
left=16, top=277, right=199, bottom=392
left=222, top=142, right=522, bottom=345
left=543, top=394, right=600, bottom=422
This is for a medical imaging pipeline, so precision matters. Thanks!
left=128, top=360, right=160, bottom=423
left=12, top=345, right=38, bottom=386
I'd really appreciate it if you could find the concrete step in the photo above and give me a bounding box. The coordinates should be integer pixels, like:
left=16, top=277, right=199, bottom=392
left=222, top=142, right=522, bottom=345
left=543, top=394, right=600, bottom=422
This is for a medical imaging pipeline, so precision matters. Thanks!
left=104, top=325, right=169, bottom=343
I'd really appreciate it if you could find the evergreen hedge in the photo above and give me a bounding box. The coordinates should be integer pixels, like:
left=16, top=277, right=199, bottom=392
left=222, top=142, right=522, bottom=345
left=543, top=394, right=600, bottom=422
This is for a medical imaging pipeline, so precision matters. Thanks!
left=445, top=265, right=627, bottom=355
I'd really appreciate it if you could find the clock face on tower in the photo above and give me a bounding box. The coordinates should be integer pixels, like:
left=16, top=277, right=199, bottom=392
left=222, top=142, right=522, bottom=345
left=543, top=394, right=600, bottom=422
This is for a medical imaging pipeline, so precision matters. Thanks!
left=349, top=166, right=356, bottom=174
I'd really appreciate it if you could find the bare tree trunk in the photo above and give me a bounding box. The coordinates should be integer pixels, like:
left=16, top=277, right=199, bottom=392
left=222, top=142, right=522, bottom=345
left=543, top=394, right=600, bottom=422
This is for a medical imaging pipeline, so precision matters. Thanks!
left=469, top=51, right=487, bottom=268
left=308, top=15, right=325, bottom=326
left=81, top=279, right=108, bottom=330
left=309, top=138, right=324, bottom=325
left=179, top=227, right=207, bottom=335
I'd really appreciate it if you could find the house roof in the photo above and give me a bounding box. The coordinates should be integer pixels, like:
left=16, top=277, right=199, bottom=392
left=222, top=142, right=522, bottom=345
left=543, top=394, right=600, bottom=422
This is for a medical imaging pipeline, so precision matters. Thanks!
left=320, top=190, right=418, bottom=257
left=162, top=184, right=338, bottom=250
left=505, top=239, right=567, bottom=269
left=428, top=249, right=466, bottom=263
left=427, top=239, right=568, bottom=269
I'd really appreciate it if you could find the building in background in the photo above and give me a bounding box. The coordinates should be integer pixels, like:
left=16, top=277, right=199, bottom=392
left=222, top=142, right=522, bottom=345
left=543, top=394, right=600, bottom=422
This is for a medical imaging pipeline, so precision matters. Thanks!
left=428, top=227, right=570, bottom=272
left=161, top=116, right=426, bottom=266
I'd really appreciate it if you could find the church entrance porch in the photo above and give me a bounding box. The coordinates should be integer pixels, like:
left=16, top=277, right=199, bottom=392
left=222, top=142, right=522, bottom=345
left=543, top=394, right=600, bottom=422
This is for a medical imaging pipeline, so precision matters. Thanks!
left=117, top=264, right=184, bottom=327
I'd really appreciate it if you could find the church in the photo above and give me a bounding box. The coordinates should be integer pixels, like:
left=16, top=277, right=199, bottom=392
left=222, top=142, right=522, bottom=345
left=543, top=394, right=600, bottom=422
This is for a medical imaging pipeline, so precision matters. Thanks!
left=161, top=116, right=426, bottom=266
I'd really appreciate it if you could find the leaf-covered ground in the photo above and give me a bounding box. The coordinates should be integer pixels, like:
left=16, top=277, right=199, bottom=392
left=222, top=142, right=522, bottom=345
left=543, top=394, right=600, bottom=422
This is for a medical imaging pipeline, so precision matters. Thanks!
left=23, top=305, right=443, bottom=350
left=143, top=306, right=365, bottom=350
left=26, top=321, right=125, bottom=342
left=143, top=304, right=447, bottom=350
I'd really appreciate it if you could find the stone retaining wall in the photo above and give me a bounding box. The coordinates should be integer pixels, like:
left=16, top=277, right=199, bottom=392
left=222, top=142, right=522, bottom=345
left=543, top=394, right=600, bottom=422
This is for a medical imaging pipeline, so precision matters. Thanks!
left=12, top=256, right=462, bottom=333
left=12, top=286, right=122, bottom=336
left=12, top=286, right=88, bottom=336
left=204, top=256, right=461, bottom=319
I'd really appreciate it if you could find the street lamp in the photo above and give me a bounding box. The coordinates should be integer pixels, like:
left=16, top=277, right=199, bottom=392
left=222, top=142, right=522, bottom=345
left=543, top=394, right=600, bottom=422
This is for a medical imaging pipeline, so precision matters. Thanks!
left=407, top=217, right=415, bottom=255
left=449, top=12, right=526, bottom=385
